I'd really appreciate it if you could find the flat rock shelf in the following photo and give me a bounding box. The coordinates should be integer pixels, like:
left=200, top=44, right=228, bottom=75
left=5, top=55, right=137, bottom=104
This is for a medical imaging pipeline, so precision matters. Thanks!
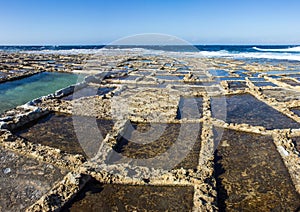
left=0, top=51, right=300, bottom=211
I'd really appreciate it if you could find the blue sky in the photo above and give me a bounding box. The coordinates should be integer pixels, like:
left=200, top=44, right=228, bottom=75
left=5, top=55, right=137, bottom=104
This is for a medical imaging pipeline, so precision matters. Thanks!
left=0, top=0, right=300, bottom=45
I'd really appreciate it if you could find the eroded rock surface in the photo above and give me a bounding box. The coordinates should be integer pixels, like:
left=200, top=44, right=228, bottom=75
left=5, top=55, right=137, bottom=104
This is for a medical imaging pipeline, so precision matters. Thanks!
left=0, top=50, right=299, bottom=211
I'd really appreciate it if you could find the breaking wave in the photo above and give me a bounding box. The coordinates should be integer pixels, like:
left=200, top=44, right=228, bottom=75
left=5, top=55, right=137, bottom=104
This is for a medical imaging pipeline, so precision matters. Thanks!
left=11, top=46, right=300, bottom=61
left=196, top=50, right=300, bottom=61
left=253, top=46, right=300, bottom=52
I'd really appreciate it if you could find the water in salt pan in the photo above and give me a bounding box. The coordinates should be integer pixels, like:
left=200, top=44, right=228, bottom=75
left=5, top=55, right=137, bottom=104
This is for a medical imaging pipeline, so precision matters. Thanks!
left=0, top=72, right=80, bottom=114
left=214, top=128, right=300, bottom=211
left=14, top=113, right=114, bottom=158
left=64, top=178, right=194, bottom=211
left=211, top=94, right=300, bottom=129
left=107, top=122, right=202, bottom=170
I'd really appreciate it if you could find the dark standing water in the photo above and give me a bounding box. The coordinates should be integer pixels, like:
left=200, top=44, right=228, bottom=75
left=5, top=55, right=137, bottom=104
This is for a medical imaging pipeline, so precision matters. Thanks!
left=176, top=97, right=203, bottom=119
left=252, top=81, right=277, bottom=87
left=262, top=88, right=300, bottom=102
left=227, top=81, right=248, bottom=90
left=291, top=107, right=300, bottom=117
left=211, top=94, right=300, bottom=129
left=119, top=75, right=139, bottom=81
left=14, top=113, right=114, bottom=158
left=209, top=69, right=229, bottom=77
left=0, top=146, right=65, bottom=211
left=249, top=77, right=266, bottom=82
left=155, top=75, right=185, bottom=80
left=280, top=78, right=300, bottom=86
left=0, top=71, right=9, bottom=79
left=214, top=128, right=300, bottom=211
left=219, top=77, right=245, bottom=81
left=107, top=122, right=202, bottom=170
left=0, top=72, right=80, bottom=114
left=64, top=178, right=194, bottom=212
left=62, top=86, right=116, bottom=101
left=233, top=70, right=248, bottom=77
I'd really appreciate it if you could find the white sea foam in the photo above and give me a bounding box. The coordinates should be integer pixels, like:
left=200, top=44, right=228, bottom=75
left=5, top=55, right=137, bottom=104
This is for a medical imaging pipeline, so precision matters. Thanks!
left=22, top=49, right=106, bottom=55
left=20, top=47, right=153, bottom=55
left=153, top=49, right=300, bottom=61
left=253, top=46, right=300, bottom=52
left=196, top=50, right=300, bottom=61
left=21, top=47, right=300, bottom=61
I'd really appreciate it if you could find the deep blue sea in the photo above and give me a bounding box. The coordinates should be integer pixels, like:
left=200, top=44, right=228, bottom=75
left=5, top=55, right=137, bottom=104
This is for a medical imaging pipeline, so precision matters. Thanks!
left=1, top=45, right=300, bottom=61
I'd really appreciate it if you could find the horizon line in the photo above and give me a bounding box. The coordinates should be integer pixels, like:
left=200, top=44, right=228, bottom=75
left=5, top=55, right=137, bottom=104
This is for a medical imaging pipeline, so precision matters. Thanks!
left=0, top=44, right=299, bottom=46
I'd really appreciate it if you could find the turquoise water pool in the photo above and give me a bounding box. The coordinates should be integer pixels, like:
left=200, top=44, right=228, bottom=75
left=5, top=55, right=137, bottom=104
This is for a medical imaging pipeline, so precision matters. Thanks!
left=0, top=72, right=81, bottom=114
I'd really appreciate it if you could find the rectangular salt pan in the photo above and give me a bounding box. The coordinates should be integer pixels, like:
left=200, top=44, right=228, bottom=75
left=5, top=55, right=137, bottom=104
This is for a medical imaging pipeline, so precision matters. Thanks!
left=108, top=122, right=202, bottom=170
left=66, top=179, right=194, bottom=211
left=214, top=128, right=300, bottom=211
left=0, top=146, right=65, bottom=211
left=14, top=113, right=114, bottom=158
left=211, top=94, right=300, bottom=129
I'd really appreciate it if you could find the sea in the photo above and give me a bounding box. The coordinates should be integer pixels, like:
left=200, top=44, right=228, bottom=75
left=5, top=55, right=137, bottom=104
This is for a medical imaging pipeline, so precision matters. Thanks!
left=1, top=45, right=300, bottom=62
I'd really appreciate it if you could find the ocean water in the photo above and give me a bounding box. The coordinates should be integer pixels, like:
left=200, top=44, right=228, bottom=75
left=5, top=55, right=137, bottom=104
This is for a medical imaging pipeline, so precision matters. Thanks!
left=1, top=45, right=300, bottom=61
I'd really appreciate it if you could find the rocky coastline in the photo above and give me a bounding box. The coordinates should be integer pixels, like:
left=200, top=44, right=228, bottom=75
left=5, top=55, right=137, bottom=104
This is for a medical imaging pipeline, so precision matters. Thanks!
left=0, top=50, right=300, bottom=211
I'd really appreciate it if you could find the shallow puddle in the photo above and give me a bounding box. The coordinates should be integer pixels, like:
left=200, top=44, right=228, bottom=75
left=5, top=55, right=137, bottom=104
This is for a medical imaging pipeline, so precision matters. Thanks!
left=176, top=71, right=190, bottom=75
left=284, top=74, right=300, bottom=78
left=62, top=86, right=116, bottom=101
left=183, top=81, right=206, bottom=86
left=227, top=81, right=247, bottom=90
left=280, top=78, right=300, bottom=86
left=0, top=146, right=65, bottom=211
left=252, top=81, right=277, bottom=87
left=107, top=122, right=202, bottom=170
left=176, top=96, right=203, bottom=119
left=0, top=71, right=9, bottom=78
left=173, top=86, right=206, bottom=93
left=209, top=69, right=229, bottom=77
left=233, top=70, right=248, bottom=77
left=211, top=94, right=300, bottom=129
left=251, top=73, right=261, bottom=77
left=268, top=75, right=281, bottom=79
left=155, top=75, right=184, bottom=80
left=14, top=113, right=114, bottom=158
left=219, top=77, right=245, bottom=81
left=64, top=178, right=194, bottom=211
left=137, top=59, right=152, bottom=63
left=249, top=77, right=266, bottom=82
left=214, top=128, right=300, bottom=211
left=201, top=82, right=217, bottom=86
left=266, top=70, right=297, bottom=75
left=262, top=88, right=300, bottom=102
left=217, top=63, right=229, bottom=67
left=132, top=71, right=152, bottom=76
left=291, top=107, right=300, bottom=117
left=8, top=69, right=29, bottom=74
left=119, top=75, right=139, bottom=81
left=177, top=67, right=192, bottom=72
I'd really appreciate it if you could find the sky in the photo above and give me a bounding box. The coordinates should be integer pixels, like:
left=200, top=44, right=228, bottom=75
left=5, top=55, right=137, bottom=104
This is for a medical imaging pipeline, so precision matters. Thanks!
left=0, top=0, right=300, bottom=45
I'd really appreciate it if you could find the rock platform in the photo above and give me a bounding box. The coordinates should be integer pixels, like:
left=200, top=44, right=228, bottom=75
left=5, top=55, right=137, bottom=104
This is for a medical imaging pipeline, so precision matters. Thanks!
left=0, top=50, right=300, bottom=211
